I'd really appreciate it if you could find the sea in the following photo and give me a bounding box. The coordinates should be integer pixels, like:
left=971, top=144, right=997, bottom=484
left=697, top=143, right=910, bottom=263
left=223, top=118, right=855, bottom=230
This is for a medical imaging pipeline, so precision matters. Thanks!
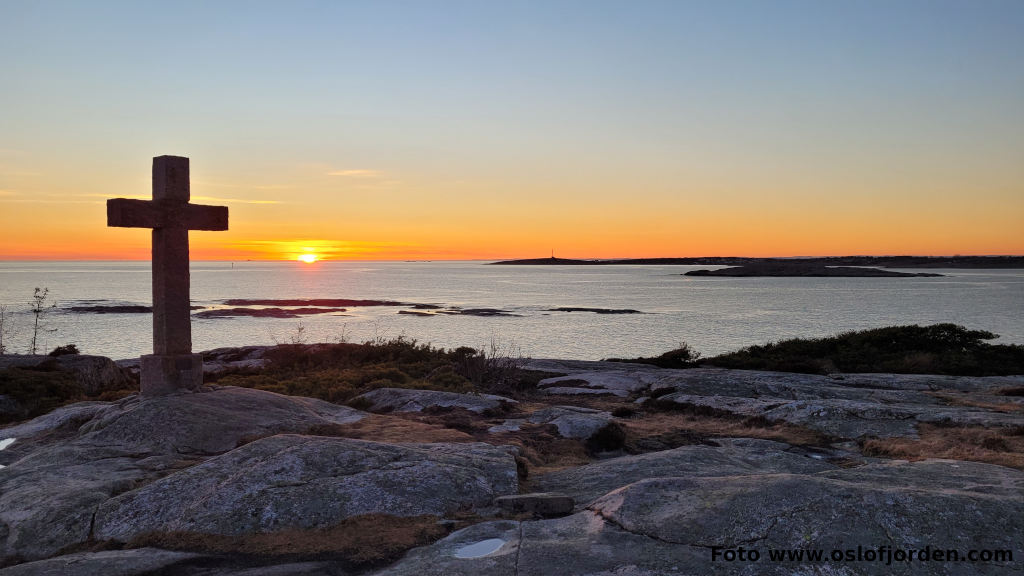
left=0, top=261, right=1022, bottom=361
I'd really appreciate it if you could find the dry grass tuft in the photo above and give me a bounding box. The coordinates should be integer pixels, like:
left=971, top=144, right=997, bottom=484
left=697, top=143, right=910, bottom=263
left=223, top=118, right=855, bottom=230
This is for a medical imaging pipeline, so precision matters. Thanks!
left=926, top=392, right=1022, bottom=413
left=862, top=424, right=1024, bottom=470
left=622, top=410, right=831, bottom=450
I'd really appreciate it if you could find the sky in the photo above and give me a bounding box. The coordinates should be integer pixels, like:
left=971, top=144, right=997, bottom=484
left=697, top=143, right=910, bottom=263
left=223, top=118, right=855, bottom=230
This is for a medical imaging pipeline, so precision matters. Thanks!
left=1, top=0, right=1022, bottom=261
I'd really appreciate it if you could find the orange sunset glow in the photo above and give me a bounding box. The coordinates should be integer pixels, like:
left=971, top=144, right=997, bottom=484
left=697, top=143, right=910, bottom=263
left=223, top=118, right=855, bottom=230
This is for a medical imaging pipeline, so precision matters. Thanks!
left=1, top=3, right=1022, bottom=261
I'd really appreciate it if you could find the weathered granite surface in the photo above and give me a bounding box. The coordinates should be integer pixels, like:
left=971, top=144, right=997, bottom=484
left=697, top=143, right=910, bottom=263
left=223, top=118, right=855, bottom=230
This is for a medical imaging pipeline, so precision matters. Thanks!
left=2, top=353, right=1022, bottom=575
left=354, top=387, right=516, bottom=414
left=94, top=435, right=518, bottom=540
left=527, top=361, right=1024, bottom=440
left=526, top=406, right=614, bottom=440
left=0, top=387, right=367, bottom=561
left=0, top=549, right=202, bottom=576
left=532, top=438, right=840, bottom=506
left=373, top=459, right=1023, bottom=576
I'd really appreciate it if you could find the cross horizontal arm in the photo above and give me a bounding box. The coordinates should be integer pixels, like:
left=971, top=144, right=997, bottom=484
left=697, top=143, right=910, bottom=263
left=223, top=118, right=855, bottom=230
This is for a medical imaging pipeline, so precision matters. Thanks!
left=107, top=198, right=228, bottom=230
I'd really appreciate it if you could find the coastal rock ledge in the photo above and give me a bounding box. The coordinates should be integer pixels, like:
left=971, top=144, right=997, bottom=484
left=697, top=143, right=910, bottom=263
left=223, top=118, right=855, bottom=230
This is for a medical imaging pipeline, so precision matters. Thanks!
left=1, top=355, right=1022, bottom=575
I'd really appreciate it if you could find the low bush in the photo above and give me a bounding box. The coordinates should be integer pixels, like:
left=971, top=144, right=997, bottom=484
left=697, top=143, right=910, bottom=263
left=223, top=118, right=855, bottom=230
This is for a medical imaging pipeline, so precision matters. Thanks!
left=706, top=324, right=1024, bottom=376
left=606, top=341, right=701, bottom=368
left=49, top=344, right=80, bottom=356
left=213, top=337, right=526, bottom=404
left=617, top=324, right=1024, bottom=376
left=0, top=367, right=82, bottom=423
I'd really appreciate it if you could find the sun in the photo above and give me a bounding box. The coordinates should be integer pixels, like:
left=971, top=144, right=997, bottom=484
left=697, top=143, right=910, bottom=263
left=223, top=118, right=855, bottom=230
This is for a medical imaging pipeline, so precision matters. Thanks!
left=297, top=253, right=319, bottom=263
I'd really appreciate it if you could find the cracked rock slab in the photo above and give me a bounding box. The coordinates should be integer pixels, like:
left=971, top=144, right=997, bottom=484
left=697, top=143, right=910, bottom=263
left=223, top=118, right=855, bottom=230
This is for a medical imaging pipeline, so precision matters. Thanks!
left=533, top=438, right=837, bottom=506
left=526, top=406, right=614, bottom=440
left=94, top=435, right=519, bottom=541
left=76, top=386, right=365, bottom=454
left=366, top=512, right=704, bottom=576
left=353, top=388, right=516, bottom=414
left=590, top=459, right=1023, bottom=571
left=0, top=387, right=367, bottom=563
left=0, top=548, right=202, bottom=576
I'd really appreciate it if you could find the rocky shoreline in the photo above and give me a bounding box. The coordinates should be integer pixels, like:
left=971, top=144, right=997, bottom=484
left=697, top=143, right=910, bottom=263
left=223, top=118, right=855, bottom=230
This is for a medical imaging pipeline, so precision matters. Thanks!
left=0, top=347, right=1021, bottom=575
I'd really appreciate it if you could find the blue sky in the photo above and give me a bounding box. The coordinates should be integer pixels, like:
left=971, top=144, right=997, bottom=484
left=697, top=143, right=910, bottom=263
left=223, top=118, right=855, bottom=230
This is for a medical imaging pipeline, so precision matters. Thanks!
left=2, top=0, right=1022, bottom=258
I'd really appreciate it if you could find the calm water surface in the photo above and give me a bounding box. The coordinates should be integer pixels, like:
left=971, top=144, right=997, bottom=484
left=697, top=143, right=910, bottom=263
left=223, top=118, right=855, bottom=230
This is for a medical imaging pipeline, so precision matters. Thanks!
left=0, top=261, right=1021, bottom=361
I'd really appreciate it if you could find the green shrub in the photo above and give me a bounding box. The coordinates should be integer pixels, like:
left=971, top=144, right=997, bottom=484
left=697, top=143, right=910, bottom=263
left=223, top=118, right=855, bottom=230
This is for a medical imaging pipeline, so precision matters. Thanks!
left=49, top=344, right=80, bottom=356
left=705, top=324, right=1024, bottom=376
left=213, top=338, right=515, bottom=404
left=606, top=341, right=702, bottom=368
left=0, top=367, right=82, bottom=423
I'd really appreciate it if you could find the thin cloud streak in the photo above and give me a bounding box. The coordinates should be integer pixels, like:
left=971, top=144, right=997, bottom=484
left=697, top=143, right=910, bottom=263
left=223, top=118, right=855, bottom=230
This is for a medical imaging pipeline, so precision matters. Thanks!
left=74, top=193, right=282, bottom=205
left=327, top=169, right=381, bottom=178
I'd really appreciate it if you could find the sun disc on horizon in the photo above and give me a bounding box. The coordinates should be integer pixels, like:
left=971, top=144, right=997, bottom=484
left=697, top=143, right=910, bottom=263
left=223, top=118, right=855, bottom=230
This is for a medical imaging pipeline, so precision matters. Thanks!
left=298, top=253, right=318, bottom=263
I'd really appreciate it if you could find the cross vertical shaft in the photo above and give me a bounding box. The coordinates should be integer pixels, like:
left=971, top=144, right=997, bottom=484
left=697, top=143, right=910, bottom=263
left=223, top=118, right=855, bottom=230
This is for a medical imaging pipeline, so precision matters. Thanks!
left=107, top=156, right=228, bottom=395
left=152, top=226, right=191, bottom=355
left=151, top=156, right=192, bottom=356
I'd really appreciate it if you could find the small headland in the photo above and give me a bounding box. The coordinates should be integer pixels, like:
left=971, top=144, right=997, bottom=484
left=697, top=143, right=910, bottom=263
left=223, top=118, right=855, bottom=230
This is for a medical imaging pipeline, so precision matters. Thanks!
left=684, top=263, right=943, bottom=277
left=493, top=255, right=1024, bottom=268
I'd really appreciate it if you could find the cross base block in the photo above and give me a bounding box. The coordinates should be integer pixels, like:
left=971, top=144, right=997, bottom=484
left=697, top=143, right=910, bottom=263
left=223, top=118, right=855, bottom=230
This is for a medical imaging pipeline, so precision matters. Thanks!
left=140, top=353, right=203, bottom=396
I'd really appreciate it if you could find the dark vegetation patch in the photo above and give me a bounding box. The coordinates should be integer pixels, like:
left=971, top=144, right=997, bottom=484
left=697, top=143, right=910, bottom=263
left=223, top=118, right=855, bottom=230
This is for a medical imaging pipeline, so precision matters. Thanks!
left=586, top=422, right=627, bottom=452
left=861, top=423, right=1024, bottom=470
left=0, top=366, right=82, bottom=424
left=606, top=342, right=702, bottom=369
left=997, top=387, right=1024, bottom=397
left=210, top=338, right=528, bottom=405
left=0, top=362, right=135, bottom=424
left=613, top=324, right=1024, bottom=376
left=125, top=514, right=448, bottom=569
left=48, top=344, right=80, bottom=356
left=706, top=324, right=1024, bottom=376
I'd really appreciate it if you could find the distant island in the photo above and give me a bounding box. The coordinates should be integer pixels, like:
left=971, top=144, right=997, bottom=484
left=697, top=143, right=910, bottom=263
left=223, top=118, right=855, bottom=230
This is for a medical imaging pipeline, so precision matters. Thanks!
left=684, top=263, right=943, bottom=278
left=492, top=255, right=1024, bottom=268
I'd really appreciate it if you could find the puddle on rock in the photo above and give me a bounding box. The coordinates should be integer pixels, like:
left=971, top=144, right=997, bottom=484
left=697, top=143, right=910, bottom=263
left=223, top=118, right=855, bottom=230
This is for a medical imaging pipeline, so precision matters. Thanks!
left=453, top=538, right=506, bottom=559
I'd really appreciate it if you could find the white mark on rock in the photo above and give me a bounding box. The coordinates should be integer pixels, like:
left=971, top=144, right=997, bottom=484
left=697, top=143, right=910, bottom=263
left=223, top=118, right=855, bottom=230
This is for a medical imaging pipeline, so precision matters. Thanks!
left=454, top=538, right=506, bottom=559
left=0, top=438, right=14, bottom=451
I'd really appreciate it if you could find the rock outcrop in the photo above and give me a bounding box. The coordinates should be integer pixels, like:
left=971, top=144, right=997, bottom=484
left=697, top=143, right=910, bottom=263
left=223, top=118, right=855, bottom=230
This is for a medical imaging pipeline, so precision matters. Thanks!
left=2, top=352, right=1022, bottom=575
left=354, top=388, right=516, bottom=414
left=0, top=354, right=130, bottom=395
left=94, top=435, right=518, bottom=541
left=0, top=386, right=368, bottom=561
left=373, top=459, right=1023, bottom=576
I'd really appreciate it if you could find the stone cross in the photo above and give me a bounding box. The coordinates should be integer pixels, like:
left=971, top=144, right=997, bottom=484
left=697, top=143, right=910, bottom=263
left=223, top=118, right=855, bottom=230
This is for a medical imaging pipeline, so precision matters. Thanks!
left=107, top=156, right=228, bottom=395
